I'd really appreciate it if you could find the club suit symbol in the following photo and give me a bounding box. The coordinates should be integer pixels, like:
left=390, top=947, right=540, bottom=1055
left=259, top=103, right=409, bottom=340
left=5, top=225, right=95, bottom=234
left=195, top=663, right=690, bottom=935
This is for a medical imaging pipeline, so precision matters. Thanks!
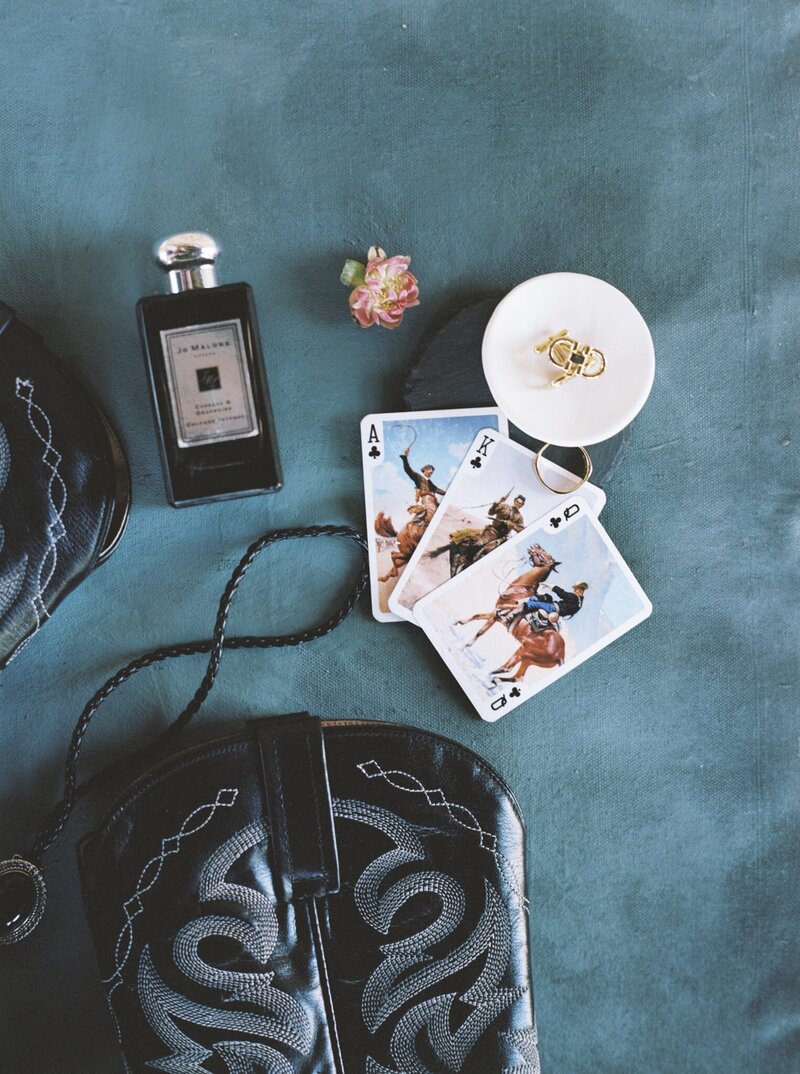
left=509, top=687, right=521, bottom=698
left=368, top=446, right=381, bottom=459
left=549, top=516, right=561, bottom=529
left=470, top=457, right=482, bottom=469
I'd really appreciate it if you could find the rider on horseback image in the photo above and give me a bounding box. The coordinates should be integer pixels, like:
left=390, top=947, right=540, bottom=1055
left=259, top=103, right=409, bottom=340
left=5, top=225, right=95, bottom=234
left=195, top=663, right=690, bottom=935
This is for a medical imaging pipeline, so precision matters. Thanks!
left=376, top=449, right=446, bottom=585
left=400, top=447, right=445, bottom=509
left=481, top=493, right=527, bottom=548
left=427, top=491, right=528, bottom=578
left=510, top=582, right=589, bottom=631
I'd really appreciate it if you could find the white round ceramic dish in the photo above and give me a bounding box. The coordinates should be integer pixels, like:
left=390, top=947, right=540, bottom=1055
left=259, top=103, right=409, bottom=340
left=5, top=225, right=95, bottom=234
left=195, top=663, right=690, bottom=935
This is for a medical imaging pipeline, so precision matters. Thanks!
left=482, top=272, right=655, bottom=447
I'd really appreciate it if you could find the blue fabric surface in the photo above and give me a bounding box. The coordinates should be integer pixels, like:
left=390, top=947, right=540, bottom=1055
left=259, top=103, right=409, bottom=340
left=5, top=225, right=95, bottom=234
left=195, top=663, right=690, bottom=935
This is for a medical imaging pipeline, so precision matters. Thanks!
left=0, top=2, right=798, bottom=1071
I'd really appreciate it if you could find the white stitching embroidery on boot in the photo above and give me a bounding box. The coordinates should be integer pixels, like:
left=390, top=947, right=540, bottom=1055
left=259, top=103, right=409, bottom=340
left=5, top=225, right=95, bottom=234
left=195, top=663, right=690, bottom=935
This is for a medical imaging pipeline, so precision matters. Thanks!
left=357, top=759, right=528, bottom=911
left=138, top=819, right=312, bottom=1072
left=334, top=798, right=527, bottom=1074
left=102, top=787, right=239, bottom=997
left=14, top=378, right=67, bottom=632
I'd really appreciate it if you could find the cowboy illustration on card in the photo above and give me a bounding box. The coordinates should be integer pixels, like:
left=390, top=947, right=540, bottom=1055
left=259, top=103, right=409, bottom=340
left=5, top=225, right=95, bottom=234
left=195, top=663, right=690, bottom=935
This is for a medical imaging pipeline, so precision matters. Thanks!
left=388, top=428, right=606, bottom=625
left=375, top=446, right=446, bottom=582
left=427, top=490, right=528, bottom=577
left=453, top=541, right=569, bottom=676
left=360, top=409, right=508, bottom=622
left=414, top=499, right=651, bottom=721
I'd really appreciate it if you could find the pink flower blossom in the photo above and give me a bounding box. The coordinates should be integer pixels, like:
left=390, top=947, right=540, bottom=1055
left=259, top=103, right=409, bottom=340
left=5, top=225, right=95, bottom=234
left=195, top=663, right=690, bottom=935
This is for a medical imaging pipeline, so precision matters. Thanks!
left=342, top=246, right=420, bottom=330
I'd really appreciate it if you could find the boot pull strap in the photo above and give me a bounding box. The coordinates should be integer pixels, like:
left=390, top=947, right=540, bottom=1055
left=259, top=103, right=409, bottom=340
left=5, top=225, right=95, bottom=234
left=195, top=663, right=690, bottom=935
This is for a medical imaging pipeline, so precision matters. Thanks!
left=251, top=713, right=340, bottom=902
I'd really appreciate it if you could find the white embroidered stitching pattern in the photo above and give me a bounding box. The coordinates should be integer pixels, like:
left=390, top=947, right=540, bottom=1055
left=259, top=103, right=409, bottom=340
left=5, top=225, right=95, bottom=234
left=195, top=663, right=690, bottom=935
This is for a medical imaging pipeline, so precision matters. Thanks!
left=334, top=798, right=526, bottom=1074
left=215, top=1040, right=294, bottom=1074
left=0, top=421, right=28, bottom=628
left=0, top=421, right=10, bottom=489
left=102, top=787, right=239, bottom=998
left=333, top=799, right=466, bottom=1031
left=140, top=820, right=311, bottom=1072
left=357, top=759, right=529, bottom=912
left=139, top=948, right=298, bottom=1074
left=170, top=820, right=311, bottom=1051
left=14, top=378, right=67, bottom=631
left=500, top=1024, right=541, bottom=1074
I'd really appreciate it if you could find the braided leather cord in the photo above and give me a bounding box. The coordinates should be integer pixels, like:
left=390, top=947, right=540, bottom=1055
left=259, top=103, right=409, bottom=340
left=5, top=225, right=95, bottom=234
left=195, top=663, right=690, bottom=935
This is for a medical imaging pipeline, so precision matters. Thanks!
left=30, top=525, right=368, bottom=864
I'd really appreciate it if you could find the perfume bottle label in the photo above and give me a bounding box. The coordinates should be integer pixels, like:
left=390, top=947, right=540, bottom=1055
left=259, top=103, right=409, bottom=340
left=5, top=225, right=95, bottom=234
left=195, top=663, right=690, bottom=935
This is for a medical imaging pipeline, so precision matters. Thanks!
left=160, top=320, right=259, bottom=447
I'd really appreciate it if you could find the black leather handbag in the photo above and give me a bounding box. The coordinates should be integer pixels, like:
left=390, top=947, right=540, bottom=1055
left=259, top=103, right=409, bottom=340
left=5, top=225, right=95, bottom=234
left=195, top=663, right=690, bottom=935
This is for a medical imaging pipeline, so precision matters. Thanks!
left=2, top=527, right=538, bottom=1073
left=0, top=302, right=130, bottom=669
left=77, top=714, right=538, bottom=1074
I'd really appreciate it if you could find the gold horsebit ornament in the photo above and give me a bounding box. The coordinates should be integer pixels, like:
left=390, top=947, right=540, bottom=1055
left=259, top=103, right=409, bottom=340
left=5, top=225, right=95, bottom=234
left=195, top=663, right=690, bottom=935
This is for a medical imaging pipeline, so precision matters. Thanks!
left=536, top=329, right=606, bottom=388
left=532, top=329, right=605, bottom=493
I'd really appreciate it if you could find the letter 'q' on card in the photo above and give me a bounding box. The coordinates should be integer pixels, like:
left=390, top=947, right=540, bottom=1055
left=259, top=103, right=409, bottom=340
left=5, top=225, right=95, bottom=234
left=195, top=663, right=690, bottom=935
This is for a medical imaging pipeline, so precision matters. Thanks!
left=360, top=408, right=508, bottom=623
left=414, top=497, right=652, bottom=721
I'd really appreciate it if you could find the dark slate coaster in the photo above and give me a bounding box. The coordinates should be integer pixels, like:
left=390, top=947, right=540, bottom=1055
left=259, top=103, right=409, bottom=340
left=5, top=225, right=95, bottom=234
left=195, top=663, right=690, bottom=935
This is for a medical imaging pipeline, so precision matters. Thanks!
left=403, top=295, right=630, bottom=487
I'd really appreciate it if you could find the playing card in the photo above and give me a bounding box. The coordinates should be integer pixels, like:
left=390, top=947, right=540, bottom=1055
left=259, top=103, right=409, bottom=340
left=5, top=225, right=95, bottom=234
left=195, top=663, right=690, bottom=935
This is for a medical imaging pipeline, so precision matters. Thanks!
left=414, top=497, right=651, bottom=721
left=388, top=428, right=606, bottom=623
left=361, top=408, right=508, bottom=622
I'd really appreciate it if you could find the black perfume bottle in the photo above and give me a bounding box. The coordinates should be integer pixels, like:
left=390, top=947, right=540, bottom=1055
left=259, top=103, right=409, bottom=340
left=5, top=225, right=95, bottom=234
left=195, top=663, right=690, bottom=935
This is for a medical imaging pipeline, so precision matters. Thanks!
left=137, top=232, right=282, bottom=506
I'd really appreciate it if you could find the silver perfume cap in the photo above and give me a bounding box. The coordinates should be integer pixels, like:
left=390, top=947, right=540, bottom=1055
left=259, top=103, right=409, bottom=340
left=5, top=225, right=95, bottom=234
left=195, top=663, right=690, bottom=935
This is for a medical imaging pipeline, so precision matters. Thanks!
left=154, top=232, right=221, bottom=293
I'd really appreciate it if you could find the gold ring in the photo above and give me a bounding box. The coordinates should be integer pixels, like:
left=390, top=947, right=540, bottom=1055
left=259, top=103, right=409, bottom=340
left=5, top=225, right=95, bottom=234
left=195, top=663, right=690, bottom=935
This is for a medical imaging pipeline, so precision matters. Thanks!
left=534, top=443, right=593, bottom=494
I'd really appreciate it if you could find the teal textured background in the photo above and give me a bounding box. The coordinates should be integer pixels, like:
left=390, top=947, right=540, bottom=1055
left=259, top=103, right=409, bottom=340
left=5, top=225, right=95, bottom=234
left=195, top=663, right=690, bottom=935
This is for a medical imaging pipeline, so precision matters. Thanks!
left=0, top=2, right=798, bottom=1071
